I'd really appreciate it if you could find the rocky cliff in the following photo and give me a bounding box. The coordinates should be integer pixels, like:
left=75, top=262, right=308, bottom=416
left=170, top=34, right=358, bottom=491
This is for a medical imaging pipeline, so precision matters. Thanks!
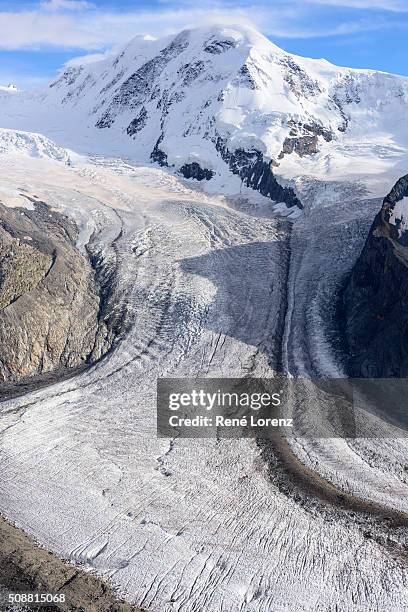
left=0, top=201, right=112, bottom=383
left=344, top=174, right=408, bottom=377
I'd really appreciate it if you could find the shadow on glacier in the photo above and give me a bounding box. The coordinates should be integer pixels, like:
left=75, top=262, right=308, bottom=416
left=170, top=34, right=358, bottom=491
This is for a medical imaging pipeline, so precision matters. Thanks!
left=179, top=241, right=408, bottom=437
left=180, top=240, right=288, bottom=371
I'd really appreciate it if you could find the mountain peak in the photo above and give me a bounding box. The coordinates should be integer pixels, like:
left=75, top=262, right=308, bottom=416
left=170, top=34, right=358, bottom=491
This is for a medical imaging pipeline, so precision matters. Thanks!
left=176, top=22, right=274, bottom=44
left=0, top=83, right=18, bottom=93
left=3, top=23, right=407, bottom=206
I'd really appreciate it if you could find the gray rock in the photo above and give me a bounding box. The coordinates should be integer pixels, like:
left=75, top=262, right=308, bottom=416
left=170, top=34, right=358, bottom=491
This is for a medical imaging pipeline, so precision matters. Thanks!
left=215, top=137, right=303, bottom=209
left=343, top=174, right=408, bottom=377
left=179, top=162, right=214, bottom=181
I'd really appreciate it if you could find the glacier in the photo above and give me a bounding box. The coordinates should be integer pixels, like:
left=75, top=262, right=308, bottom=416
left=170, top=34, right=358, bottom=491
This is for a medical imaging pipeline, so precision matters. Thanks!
left=0, top=24, right=407, bottom=611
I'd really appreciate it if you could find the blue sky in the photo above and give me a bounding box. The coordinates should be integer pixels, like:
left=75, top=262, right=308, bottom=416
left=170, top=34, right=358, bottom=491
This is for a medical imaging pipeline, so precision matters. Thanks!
left=0, top=0, right=407, bottom=88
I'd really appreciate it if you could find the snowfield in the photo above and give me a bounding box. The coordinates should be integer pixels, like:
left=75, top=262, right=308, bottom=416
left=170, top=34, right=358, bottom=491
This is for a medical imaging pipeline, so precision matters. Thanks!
left=389, top=196, right=408, bottom=234
left=0, top=23, right=408, bottom=611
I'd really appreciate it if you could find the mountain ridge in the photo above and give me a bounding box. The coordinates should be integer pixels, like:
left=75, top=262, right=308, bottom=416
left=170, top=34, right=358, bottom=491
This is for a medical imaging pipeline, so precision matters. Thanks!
left=1, top=24, right=408, bottom=205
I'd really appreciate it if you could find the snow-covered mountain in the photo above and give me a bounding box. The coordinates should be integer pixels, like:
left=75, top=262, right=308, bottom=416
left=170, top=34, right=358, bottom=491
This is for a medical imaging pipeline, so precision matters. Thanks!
left=0, top=84, right=17, bottom=93
left=1, top=24, right=408, bottom=205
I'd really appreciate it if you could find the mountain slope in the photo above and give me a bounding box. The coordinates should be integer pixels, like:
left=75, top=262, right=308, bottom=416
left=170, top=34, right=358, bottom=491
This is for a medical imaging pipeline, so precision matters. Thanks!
left=2, top=25, right=408, bottom=205
left=344, top=174, right=408, bottom=377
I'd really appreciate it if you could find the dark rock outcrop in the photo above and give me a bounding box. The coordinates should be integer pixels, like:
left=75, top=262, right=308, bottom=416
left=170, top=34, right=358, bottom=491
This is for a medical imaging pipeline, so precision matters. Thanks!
left=344, top=174, right=408, bottom=377
left=278, top=120, right=333, bottom=160
left=203, top=37, right=236, bottom=54
left=127, top=106, right=148, bottom=136
left=0, top=514, right=141, bottom=612
left=179, top=162, right=214, bottom=181
left=0, top=201, right=112, bottom=382
left=150, top=135, right=168, bottom=166
left=279, top=135, right=319, bottom=158
left=279, top=56, right=322, bottom=99
left=233, top=64, right=259, bottom=90
left=215, top=137, right=302, bottom=209
left=49, top=66, right=83, bottom=90
left=177, top=60, right=207, bottom=87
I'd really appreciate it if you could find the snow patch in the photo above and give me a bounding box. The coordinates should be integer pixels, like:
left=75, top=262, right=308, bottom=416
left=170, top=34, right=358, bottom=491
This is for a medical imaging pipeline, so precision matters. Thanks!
left=389, top=196, right=408, bottom=235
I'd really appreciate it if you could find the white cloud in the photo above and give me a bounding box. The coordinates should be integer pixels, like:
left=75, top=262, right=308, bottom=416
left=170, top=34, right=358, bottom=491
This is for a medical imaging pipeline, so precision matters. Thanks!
left=0, top=12, right=101, bottom=49
left=0, top=7, right=266, bottom=50
left=304, top=0, right=408, bottom=10
left=65, top=50, right=113, bottom=66
left=40, top=0, right=95, bottom=11
left=0, top=0, right=405, bottom=52
left=1, top=0, right=405, bottom=89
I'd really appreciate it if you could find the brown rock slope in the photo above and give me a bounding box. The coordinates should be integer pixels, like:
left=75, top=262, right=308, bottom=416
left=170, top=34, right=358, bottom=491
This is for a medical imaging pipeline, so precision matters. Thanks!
left=0, top=514, right=141, bottom=611
left=0, top=201, right=111, bottom=382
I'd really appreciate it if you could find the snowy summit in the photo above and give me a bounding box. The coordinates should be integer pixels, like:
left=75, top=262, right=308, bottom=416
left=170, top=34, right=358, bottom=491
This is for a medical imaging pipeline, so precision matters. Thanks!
left=0, top=83, right=18, bottom=92
left=0, top=24, right=407, bottom=203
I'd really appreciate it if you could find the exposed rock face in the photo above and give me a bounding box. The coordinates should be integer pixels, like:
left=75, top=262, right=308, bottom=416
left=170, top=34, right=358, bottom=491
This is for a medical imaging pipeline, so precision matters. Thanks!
left=151, top=132, right=302, bottom=209
left=127, top=106, right=148, bottom=136
left=278, top=120, right=333, bottom=160
left=150, top=135, right=168, bottom=166
left=233, top=64, right=259, bottom=90
left=179, top=162, right=214, bottom=181
left=278, top=55, right=322, bottom=99
left=41, top=24, right=408, bottom=199
left=0, top=201, right=111, bottom=382
left=0, top=231, right=52, bottom=310
left=279, top=135, right=319, bottom=159
left=344, top=174, right=408, bottom=377
left=203, top=36, right=237, bottom=54
left=215, top=137, right=302, bottom=209
left=0, top=514, right=141, bottom=612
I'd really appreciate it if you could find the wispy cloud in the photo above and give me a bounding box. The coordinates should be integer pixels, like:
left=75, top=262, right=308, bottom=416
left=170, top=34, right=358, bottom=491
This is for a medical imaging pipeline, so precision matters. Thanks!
left=0, top=6, right=259, bottom=50
left=305, top=0, right=408, bottom=11
left=65, top=50, right=113, bottom=66
left=0, top=0, right=406, bottom=52
left=40, top=0, right=95, bottom=10
left=0, top=12, right=100, bottom=49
